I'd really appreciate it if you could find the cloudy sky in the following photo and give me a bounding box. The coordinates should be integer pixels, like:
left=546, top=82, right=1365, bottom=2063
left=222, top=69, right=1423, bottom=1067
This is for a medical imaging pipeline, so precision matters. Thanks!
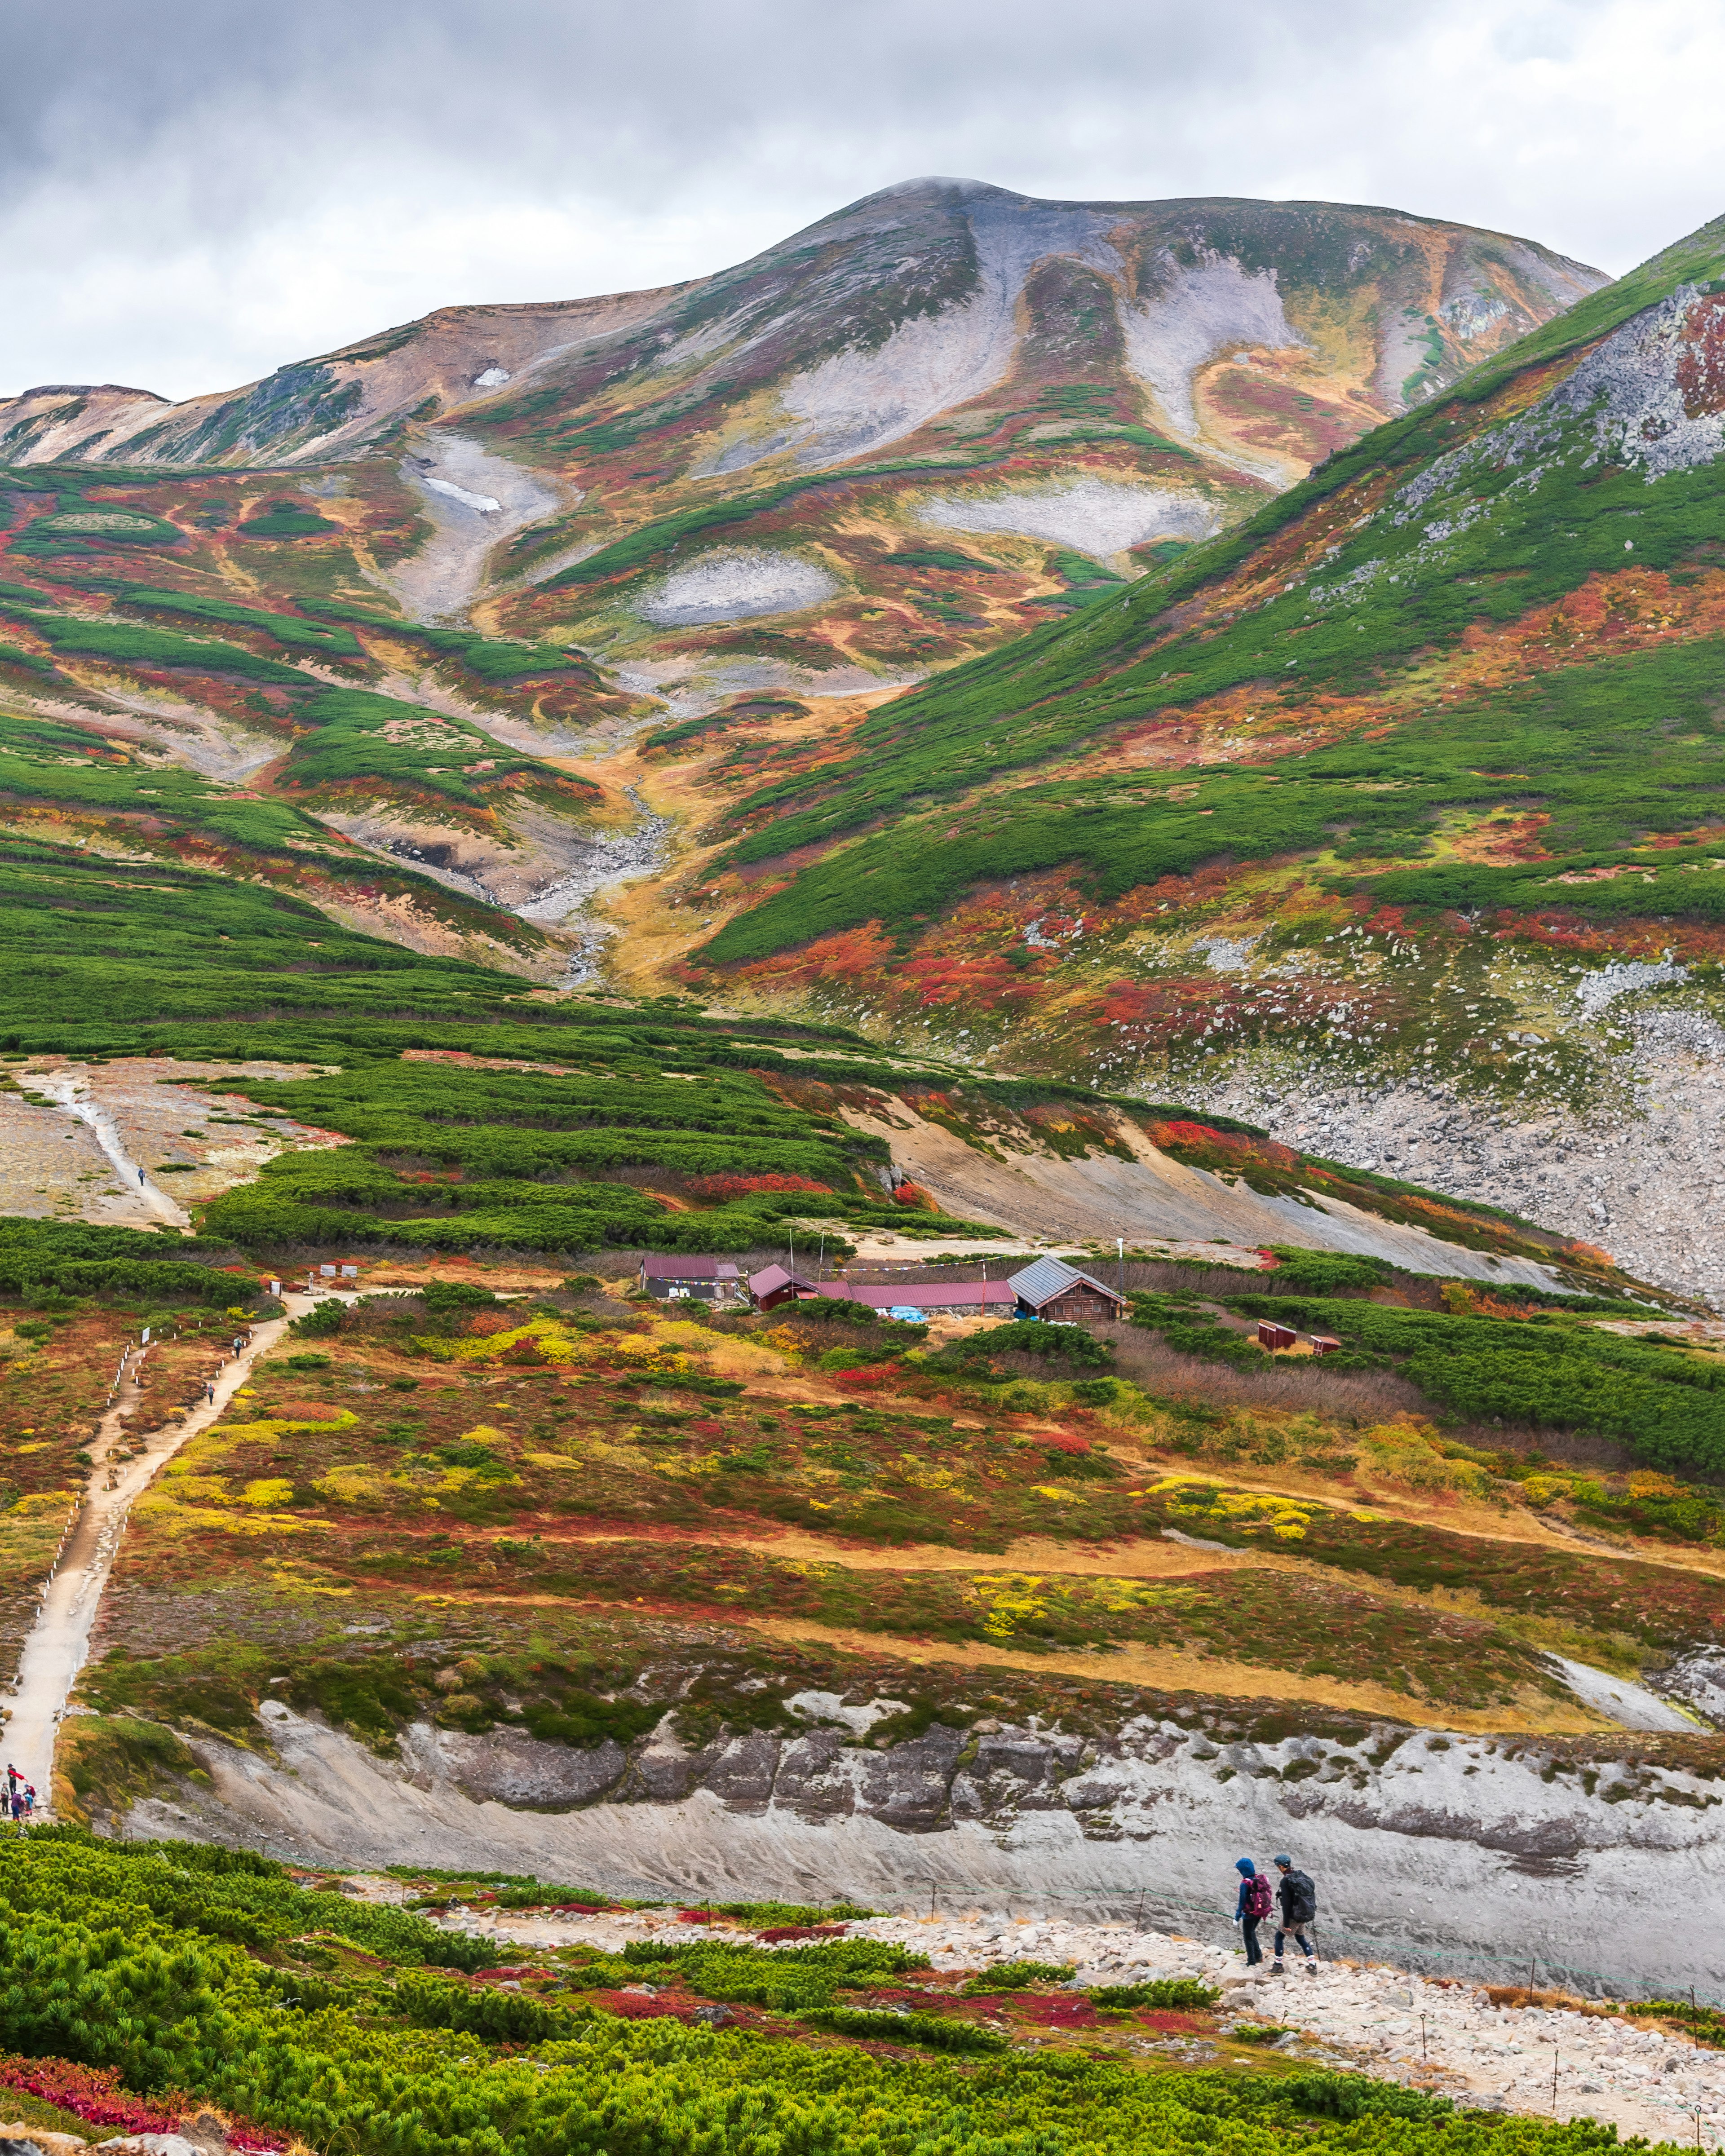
left=4, top=0, right=1722, bottom=400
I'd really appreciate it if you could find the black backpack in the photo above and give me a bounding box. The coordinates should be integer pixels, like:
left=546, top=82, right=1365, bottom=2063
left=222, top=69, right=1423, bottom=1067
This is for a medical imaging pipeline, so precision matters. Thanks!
left=1281, top=1870, right=1317, bottom=1924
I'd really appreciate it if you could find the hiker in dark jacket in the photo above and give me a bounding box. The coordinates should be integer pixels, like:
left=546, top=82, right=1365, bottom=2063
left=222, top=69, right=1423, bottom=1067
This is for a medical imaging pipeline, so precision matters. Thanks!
left=1233, top=1858, right=1271, bottom=1966
left=1271, top=1855, right=1318, bottom=1974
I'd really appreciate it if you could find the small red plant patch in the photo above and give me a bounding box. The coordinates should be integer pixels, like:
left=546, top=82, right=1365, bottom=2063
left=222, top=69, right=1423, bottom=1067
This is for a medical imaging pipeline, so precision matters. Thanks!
left=599, top=1991, right=687, bottom=2019
left=1011, top=1995, right=1100, bottom=2029
left=1139, top=2009, right=1206, bottom=2034
left=0, top=2056, right=281, bottom=2151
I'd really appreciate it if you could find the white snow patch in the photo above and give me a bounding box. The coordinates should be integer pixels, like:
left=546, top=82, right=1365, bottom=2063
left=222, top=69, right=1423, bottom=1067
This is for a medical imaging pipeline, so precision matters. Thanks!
left=637, top=547, right=841, bottom=627
left=1118, top=254, right=1308, bottom=443
left=920, top=480, right=1216, bottom=561
left=472, top=366, right=512, bottom=387
left=422, top=477, right=501, bottom=513
left=1545, top=1656, right=1699, bottom=1733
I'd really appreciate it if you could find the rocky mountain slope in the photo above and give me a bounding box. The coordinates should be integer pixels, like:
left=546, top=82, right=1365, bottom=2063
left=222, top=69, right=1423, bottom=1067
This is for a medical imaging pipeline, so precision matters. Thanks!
left=0, top=182, right=1599, bottom=692
left=677, top=210, right=1725, bottom=1303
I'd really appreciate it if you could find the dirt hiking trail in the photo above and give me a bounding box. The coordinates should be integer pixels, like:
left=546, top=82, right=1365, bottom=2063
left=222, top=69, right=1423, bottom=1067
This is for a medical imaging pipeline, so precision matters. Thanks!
left=3, top=1291, right=321, bottom=1808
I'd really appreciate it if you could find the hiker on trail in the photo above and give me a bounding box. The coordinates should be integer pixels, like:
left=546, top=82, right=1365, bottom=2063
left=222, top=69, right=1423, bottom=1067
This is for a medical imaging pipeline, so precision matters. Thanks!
left=22, top=1786, right=35, bottom=1817
left=1233, top=1858, right=1271, bottom=1966
left=1270, top=1855, right=1318, bottom=1975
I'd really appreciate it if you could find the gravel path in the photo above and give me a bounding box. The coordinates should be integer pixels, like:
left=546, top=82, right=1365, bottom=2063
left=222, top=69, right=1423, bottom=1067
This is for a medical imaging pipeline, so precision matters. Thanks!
left=35, top=1072, right=188, bottom=1230
left=4, top=1295, right=316, bottom=1805
left=401, top=1896, right=1725, bottom=2145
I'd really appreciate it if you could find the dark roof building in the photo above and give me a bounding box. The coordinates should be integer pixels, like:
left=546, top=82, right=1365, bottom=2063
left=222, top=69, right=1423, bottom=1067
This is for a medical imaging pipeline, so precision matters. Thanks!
left=1007, top=1257, right=1126, bottom=1324
left=638, top=1254, right=744, bottom=1301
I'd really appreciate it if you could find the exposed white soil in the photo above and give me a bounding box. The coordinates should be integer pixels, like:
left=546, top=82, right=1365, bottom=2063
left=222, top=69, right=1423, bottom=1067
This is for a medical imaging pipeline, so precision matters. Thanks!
left=1182, top=1002, right=1725, bottom=1305
left=32, top=1073, right=189, bottom=1230
left=836, top=1097, right=1574, bottom=1289
left=612, top=657, right=922, bottom=718
left=1120, top=255, right=1308, bottom=447
left=515, top=784, right=672, bottom=931
left=637, top=548, right=842, bottom=627
left=16, top=1060, right=339, bottom=1217
left=308, top=795, right=618, bottom=920
left=367, top=662, right=605, bottom=757
left=12, top=1296, right=313, bottom=1802
left=121, top=1697, right=1725, bottom=1998
left=381, top=432, right=566, bottom=623
left=1545, top=1657, right=1698, bottom=1734
left=919, top=480, right=1218, bottom=564
left=0, top=1089, right=146, bottom=1228
left=14, top=693, right=285, bottom=784
left=746, top=195, right=1128, bottom=474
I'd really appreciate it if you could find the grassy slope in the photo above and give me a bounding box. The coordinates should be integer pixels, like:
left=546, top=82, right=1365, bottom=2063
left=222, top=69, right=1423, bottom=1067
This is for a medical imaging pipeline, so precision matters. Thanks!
left=681, top=213, right=1725, bottom=1100
left=0, top=483, right=640, bottom=967
left=0, top=1829, right=1650, bottom=2156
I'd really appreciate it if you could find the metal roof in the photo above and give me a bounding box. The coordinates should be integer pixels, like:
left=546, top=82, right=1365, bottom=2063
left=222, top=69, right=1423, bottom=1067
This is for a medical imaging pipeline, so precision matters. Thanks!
left=814, top=1281, right=1015, bottom=1311
left=640, top=1254, right=724, bottom=1279
left=747, top=1264, right=818, bottom=1297
left=1007, top=1256, right=1120, bottom=1308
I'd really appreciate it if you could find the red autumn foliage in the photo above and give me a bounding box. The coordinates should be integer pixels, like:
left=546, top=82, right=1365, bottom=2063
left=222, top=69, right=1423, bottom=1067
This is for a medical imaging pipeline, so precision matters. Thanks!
left=689, top=1174, right=833, bottom=1199
left=831, top=1364, right=897, bottom=1390
left=1011, top=1995, right=1101, bottom=2028
left=0, top=2056, right=281, bottom=2151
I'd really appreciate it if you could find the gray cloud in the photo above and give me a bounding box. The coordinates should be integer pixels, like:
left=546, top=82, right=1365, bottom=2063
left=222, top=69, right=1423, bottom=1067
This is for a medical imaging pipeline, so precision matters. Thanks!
left=2, top=0, right=1720, bottom=398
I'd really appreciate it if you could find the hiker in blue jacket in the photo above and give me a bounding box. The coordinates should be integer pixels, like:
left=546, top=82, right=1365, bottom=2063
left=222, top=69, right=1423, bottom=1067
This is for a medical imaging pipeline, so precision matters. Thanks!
left=1233, top=1857, right=1271, bottom=1966
left=1271, top=1854, right=1318, bottom=1975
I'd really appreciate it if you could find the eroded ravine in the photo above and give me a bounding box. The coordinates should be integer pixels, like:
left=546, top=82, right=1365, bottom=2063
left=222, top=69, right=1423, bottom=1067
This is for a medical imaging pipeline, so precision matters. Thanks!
left=380, top=432, right=568, bottom=623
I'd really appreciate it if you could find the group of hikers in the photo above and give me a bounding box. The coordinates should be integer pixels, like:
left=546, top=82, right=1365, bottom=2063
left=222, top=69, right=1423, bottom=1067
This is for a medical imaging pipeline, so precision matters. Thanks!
left=1233, top=1855, right=1318, bottom=1973
left=4, top=1766, right=35, bottom=1821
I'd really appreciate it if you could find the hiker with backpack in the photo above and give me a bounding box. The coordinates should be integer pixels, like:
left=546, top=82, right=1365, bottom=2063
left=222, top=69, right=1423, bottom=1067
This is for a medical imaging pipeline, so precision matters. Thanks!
left=1233, top=1858, right=1272, bottom=1966
left=1271, top=1854, right=1318, bottom=1975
